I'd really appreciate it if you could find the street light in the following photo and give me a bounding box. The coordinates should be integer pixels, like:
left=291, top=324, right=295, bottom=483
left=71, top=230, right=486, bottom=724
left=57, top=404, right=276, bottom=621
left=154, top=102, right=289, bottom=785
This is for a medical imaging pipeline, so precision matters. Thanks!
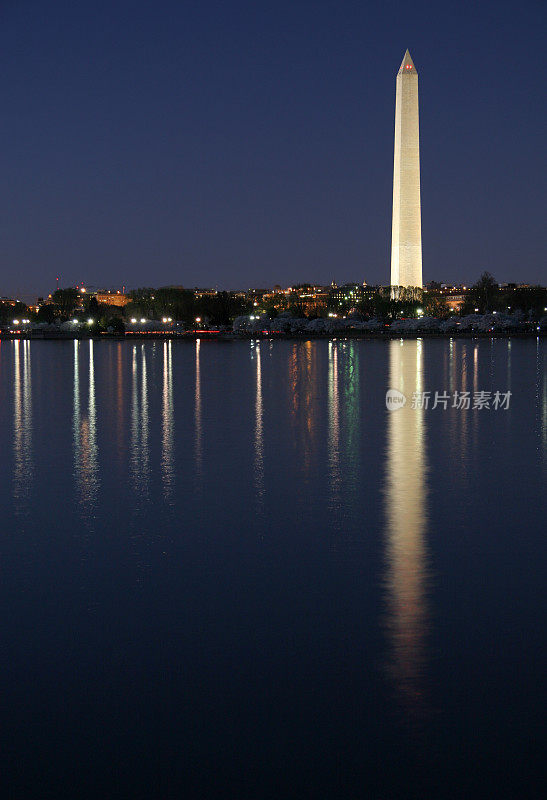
left=87, top=318, right=94, bottom=325
left=13, top=319, right=19, bottom=325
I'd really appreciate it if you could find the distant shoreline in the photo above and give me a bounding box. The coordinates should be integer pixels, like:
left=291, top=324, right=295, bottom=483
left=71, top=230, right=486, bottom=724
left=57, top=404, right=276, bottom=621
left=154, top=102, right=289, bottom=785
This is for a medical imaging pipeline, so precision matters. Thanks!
left=0, top=330, right=544, bottom=342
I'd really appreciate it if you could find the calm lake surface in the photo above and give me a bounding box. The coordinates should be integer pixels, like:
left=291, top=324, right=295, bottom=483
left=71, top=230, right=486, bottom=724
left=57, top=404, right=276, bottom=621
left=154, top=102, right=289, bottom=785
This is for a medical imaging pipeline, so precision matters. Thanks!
left=1, top=337, right=545, bottom=798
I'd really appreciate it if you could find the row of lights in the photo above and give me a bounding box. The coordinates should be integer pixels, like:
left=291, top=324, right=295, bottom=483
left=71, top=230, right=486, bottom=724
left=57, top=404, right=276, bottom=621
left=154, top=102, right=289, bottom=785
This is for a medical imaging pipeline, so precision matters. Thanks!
left=128, top=317, right=174, bottom=324
left=14, top=303, right=547, bottom=332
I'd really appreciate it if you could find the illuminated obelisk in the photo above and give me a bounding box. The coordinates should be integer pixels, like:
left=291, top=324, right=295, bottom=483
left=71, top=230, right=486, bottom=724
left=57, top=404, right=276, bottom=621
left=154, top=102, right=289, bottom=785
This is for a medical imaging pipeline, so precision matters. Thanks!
left=390, top=50, right=422, bottom=290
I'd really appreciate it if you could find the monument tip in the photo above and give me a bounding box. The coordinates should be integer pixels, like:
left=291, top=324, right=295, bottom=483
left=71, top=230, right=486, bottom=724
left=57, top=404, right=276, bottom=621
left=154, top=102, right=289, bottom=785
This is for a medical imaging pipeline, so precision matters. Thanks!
left=399, top=49, right=417, bottom=74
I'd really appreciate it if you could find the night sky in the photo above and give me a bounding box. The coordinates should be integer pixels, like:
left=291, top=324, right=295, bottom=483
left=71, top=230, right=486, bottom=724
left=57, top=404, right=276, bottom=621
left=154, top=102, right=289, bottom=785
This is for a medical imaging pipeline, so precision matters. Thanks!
left=0, top=0, right=545, bottom=298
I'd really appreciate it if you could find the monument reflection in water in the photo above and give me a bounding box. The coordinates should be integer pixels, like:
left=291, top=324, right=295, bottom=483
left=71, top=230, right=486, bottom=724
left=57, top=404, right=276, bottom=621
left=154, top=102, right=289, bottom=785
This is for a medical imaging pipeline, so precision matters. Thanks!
left=384, top=339, right=429, bottom=717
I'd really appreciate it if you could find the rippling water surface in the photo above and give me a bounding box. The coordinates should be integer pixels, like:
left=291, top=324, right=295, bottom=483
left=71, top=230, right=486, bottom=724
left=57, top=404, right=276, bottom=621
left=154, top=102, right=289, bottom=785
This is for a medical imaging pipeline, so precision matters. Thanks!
left=1, top=338, right=545, bottom=798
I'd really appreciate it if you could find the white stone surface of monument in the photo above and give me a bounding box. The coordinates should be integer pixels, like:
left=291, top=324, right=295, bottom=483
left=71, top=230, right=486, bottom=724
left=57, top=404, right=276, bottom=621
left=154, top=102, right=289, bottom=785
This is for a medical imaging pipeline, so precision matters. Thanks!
left=390, top=50, right=422, bottom=289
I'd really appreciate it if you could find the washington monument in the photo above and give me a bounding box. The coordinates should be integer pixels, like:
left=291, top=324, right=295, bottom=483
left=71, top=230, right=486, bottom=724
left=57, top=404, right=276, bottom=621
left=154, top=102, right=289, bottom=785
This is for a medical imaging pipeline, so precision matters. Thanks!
left=390, top=49, right=422, bottom=289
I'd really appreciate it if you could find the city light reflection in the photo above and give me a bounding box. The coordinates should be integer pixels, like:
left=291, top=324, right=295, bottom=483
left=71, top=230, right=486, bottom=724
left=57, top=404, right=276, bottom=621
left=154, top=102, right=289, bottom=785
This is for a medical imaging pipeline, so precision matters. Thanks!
left=130, top=344, right=150, bottom=499
left=342, top=341, right=360, bottom=497
left=327, top=341, right=341, bottom=509
left=195, top=339, right=202, bottom=481
left=73, top=339, right=99, bottom=514
left=13, top=339, right=33, bottom=512
left=253, top=341, right=264, bottom=506
left=116, top=342, right=125, bottom=462
left=162, top=340, right=174, bottom=501
left=288, top=341, right=317, bottom=476
left=536, top=338, right=546, bottom=459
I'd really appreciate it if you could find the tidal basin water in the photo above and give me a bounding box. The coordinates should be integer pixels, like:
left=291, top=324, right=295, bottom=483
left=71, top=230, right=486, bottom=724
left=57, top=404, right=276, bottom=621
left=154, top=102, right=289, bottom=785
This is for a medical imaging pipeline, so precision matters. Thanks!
left=1, top=337, right=545, bottom=798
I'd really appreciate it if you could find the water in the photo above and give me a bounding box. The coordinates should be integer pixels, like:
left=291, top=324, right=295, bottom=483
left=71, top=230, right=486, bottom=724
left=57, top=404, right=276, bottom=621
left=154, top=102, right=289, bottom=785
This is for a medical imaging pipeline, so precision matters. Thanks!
left=1, top=337, right=545, bottom=798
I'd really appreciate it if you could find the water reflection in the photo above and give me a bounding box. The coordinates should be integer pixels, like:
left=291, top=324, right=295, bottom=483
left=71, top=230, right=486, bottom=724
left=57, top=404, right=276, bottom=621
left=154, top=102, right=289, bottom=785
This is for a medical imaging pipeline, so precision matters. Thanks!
left=536, top=339, right=547, bottom=459
left=384, top=339, right=429, bottom=718
left=252, top=341, right=264, bottom=506
left=341, top=341, right=360, bottom=493
left=288, top=341, right=318, bottom=476
left=116, top=342, right=125, bottom=462
left=73, top=340, right=99, bottom=515
left=195, top=339, right=203, bottom=481
left=327, top=342, right=341, bottom=509
left=446, top=340, right=470, bottom=486
left=327, top=341, right=361, bottom=520
left=162, top=341, right=174, bottom=502
left=543, top=357, right=547, bottom=458
left=130, top=344, right=150, bottom=499
left=13, top=340, right=33, bottom=512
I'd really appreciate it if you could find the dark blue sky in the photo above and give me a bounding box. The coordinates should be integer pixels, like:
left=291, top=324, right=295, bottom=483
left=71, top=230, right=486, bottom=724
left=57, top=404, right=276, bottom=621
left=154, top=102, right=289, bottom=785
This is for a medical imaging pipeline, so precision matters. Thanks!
left=0, top=0, right=545, bottom=297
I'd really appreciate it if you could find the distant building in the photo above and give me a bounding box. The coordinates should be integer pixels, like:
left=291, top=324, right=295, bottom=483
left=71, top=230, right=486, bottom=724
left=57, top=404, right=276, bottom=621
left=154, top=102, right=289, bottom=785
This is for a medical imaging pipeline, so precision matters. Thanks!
left=444, top=293, right=465, bottom=311
left=330, top=283, right=374, bottom=306
left=96, top=290, right=131, bottom=307
left=285, top=285, right=331, bottom=314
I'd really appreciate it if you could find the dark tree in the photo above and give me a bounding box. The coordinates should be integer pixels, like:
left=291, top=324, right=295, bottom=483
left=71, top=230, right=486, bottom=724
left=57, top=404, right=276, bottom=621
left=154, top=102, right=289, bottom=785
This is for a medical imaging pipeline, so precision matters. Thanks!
left=86, top=296, right=99, bottom=316
left=0, top=300, right=29, bottom=324
left=36, top=303, right=57, bottom=323
left=474, top=271, right=497, bottom=311
left=52, top=288, right=80, bottom=316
